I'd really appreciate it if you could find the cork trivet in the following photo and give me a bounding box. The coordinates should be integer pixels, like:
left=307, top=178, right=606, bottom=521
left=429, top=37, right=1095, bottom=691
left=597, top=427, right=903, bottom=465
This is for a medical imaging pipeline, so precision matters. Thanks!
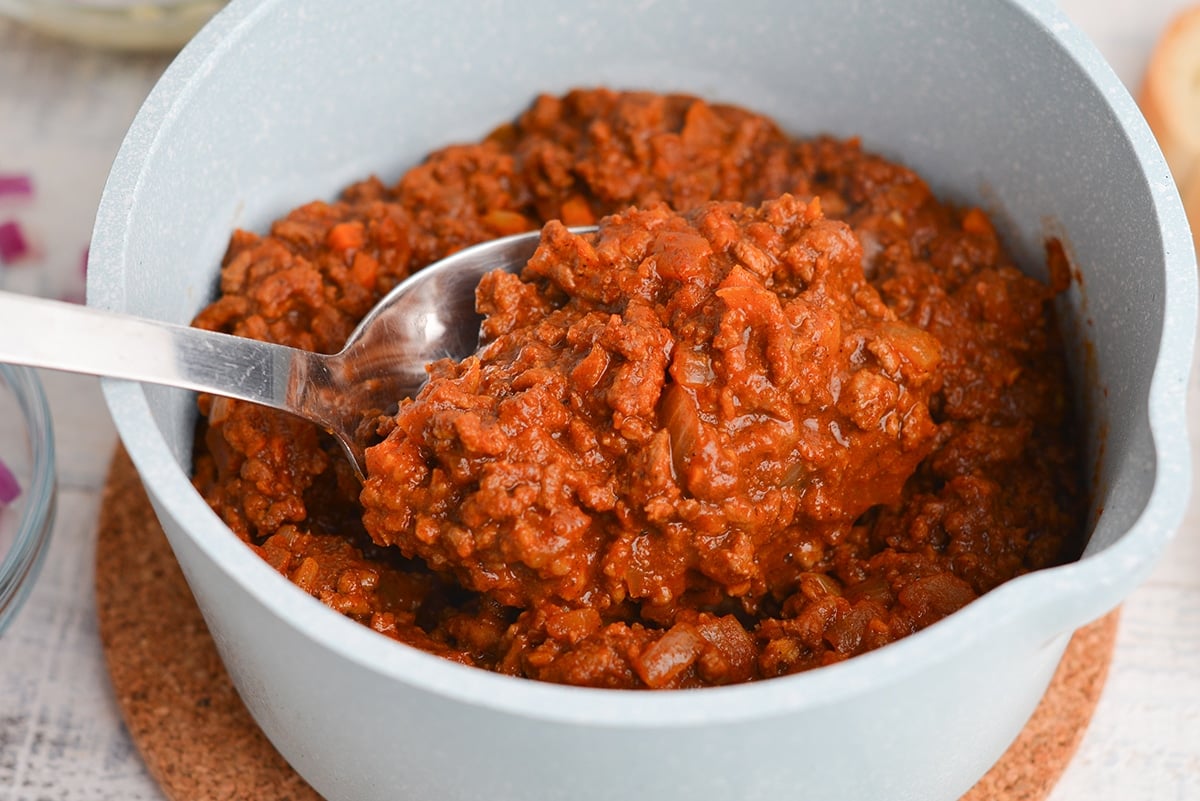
left=95, top=447, right=323, bottom=801
left=94, top=446, right=1119, bottom=801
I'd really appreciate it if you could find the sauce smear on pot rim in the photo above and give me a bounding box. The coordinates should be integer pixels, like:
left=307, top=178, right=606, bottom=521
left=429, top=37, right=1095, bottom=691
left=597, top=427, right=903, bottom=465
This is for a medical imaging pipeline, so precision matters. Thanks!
left=191, top=88, right=1085, bottom=689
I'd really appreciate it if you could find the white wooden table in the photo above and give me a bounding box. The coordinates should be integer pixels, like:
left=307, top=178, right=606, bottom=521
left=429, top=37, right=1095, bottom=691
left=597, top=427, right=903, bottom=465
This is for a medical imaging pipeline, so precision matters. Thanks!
left=1, top=3, right=1197, bottom=799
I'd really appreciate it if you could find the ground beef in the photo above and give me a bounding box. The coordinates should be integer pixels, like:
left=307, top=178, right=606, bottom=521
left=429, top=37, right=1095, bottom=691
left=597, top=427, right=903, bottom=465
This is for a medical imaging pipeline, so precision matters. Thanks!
left=191, top=88, right=1084, bottom=689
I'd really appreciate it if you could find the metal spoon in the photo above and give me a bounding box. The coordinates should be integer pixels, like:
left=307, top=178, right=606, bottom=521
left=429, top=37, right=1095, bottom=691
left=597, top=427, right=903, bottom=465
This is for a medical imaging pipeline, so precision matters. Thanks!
left=0, top=227, right=587, bottom=480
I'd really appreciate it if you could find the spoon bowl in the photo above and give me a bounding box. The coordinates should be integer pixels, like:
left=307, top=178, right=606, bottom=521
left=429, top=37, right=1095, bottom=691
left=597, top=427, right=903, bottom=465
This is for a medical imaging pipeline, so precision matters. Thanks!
left=294, top=227, right=571, bottom=475
left=0, top=227, right=587, bottom=479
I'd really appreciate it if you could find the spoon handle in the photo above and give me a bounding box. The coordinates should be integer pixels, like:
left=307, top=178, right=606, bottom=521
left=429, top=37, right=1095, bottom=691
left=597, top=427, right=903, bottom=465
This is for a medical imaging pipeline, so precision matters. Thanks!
left=0, top=291, right=326, bottom=420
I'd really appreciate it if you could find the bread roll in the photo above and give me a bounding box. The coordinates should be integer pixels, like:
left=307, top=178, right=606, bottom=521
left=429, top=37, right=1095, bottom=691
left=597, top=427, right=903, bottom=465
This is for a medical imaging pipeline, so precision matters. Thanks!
left=1140, top=4, right=1200, bottom=252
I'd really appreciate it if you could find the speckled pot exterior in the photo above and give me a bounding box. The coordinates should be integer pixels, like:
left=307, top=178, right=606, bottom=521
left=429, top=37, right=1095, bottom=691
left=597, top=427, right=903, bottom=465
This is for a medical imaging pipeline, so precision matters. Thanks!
left=88, top=2, right=1196, bottom=800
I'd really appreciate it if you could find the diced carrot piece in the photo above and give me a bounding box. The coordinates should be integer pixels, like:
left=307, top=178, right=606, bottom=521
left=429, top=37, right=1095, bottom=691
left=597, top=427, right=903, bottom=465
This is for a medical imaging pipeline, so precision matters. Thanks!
left=559, top=195, right=596, bottom=227
left=327, top=220, right=365, bottom=253
left=961, top=207, right=995, bottom=238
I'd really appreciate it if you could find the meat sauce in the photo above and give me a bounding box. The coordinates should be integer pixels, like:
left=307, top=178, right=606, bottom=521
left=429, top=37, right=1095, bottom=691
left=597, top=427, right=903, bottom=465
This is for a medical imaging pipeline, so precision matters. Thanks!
left=192, top=89, right=1084, bottom=688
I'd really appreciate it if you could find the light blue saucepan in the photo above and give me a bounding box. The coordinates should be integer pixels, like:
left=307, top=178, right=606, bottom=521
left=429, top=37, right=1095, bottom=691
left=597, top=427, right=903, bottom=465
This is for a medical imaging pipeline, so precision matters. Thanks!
left=87, top=1, right=1196, bottom=799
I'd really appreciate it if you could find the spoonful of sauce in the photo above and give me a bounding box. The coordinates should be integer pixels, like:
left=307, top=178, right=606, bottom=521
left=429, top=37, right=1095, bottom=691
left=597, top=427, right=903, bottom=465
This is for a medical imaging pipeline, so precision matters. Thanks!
left=0, top=228, right=589, bottom=480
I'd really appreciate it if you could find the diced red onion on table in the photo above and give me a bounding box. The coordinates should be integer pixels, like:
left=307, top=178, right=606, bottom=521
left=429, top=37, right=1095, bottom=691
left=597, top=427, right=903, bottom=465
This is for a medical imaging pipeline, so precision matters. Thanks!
left=0, top=457, right=19, bottom=506
left=0, top=174, right=34, bottom=199
left=0, top=220, right=30, bottom=264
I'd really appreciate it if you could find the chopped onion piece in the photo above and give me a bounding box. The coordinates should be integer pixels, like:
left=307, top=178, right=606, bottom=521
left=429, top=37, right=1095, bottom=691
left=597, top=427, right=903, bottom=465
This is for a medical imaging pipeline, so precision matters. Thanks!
left=0, top=175, right=33, bottom=199
left=0, top=456, right=20, bottom=506
left=0, top=220, right=30, bottom=264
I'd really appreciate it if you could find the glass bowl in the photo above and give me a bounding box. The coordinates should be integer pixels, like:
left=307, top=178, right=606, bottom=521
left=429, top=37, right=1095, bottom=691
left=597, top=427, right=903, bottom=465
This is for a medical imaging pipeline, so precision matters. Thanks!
left=0, top=0, right=227, bottom=52
left=0, top=363, right=56, bottom=634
